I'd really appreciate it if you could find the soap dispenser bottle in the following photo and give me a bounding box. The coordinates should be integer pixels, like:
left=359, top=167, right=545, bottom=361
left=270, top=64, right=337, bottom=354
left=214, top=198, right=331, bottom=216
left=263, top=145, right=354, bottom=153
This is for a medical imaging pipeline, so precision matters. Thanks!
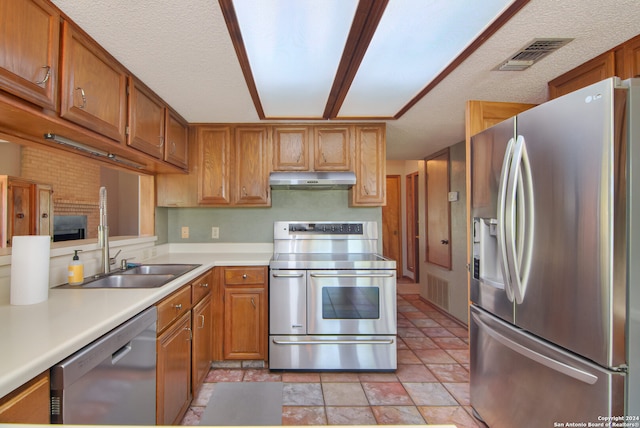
left=68, top=250, right=84, bottom=285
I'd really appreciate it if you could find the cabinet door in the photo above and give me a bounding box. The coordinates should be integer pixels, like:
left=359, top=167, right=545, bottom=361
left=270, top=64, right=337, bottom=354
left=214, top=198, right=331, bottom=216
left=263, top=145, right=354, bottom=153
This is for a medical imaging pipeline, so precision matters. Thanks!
left=314, top=126, right=351, bottom=171
left=128, top=77, right=165, bottom=158
left=0, top=371, right=49, bottom=424
left=192, top=294, right=212, bottom=395
left=165, top=110, right=189, bottom=169
left=156, top=311, right=192, bottom=425
left=35, top=184, right=52, bottom=236
left=59, top=21, right=128, bottom=142
left=623, top=34, right=640, bottom=78
left=272, top=126, right=310, bottom=171
left=351, top=125, right=386, bottom=206
left=0, top=0, right=59, bottom=109
left=198, top=126, right=232, bottom=205
left=224, top=288, right=266, bottom=360
left=548, top=51, right=615, bottom=100
left=233, top=126, right=270, bottom=206
left=8, top=180, right=33, bottom=243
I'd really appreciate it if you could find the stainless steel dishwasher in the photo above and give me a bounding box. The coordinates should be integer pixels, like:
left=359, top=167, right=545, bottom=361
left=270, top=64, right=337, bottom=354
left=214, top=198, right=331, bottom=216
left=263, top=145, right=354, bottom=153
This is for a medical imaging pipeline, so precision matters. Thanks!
left=50, top=307, right=157, bottom=425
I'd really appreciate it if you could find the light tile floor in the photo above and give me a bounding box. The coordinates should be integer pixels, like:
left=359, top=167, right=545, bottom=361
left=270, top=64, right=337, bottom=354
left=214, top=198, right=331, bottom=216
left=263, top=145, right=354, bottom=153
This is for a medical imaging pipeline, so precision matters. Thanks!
left=182, top=282, right=481, bottom=427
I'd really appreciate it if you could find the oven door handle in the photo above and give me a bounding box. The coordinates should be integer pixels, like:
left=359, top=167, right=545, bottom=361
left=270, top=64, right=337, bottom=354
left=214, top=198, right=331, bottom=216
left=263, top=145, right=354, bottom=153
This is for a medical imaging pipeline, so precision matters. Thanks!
left=272, top=338, right=395, bottom=345
left=310, top=273, right=395, bottom=278
left=271, top=273, right=305, bottom=278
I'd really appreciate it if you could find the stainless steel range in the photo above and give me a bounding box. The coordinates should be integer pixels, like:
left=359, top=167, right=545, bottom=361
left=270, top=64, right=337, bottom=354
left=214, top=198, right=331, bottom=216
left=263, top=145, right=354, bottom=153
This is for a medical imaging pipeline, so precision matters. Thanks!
left=269, top=221, right=397, bottom=371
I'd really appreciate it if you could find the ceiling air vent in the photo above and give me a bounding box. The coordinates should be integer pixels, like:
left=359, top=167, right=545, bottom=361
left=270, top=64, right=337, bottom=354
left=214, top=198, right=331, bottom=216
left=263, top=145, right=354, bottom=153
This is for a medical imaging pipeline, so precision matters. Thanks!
left=495, top=38, right=574, bottom=71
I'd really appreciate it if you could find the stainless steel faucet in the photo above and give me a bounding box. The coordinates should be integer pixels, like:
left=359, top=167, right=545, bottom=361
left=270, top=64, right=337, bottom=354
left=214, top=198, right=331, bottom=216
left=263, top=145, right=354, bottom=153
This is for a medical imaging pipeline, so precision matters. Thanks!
left=98, top=187, right=110, bottom=274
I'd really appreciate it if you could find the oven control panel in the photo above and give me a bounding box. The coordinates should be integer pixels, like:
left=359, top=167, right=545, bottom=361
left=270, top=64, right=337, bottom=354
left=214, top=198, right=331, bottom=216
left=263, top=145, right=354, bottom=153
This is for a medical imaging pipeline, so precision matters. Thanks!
left=288, top=223, right=363, bottom=234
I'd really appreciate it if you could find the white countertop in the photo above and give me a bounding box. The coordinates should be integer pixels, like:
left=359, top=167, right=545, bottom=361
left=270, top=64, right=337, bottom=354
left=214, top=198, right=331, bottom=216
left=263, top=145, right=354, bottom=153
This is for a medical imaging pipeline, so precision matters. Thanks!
left=0, top=244, right=272, bottom=398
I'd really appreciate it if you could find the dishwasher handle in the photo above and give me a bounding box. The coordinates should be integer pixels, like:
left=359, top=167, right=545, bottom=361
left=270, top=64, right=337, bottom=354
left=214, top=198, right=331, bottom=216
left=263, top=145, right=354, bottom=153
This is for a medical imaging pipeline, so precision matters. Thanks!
left=111, top=342, right=133, bottom=365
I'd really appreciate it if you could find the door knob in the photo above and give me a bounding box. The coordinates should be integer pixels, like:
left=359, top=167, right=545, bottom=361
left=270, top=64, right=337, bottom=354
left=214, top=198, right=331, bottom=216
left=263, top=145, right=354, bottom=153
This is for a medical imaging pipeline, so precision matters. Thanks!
left=440, top=239, right=449, bottom=244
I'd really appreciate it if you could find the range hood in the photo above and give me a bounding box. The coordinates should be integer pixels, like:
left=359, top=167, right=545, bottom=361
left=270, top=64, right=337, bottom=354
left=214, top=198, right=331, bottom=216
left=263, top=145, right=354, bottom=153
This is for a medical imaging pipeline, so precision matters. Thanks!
left=269, top=171, right=356, bottom=190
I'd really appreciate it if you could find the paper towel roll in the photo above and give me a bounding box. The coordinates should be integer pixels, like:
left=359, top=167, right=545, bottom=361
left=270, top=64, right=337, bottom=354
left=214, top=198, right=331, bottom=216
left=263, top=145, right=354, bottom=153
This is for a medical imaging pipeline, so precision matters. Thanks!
left=10, top=235, right=51, bottom=305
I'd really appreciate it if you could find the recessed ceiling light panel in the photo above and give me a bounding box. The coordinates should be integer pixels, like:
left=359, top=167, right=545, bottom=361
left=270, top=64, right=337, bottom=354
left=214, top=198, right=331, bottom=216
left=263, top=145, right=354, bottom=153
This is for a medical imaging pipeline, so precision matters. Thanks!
left=233, top=0, right=358, bottom=118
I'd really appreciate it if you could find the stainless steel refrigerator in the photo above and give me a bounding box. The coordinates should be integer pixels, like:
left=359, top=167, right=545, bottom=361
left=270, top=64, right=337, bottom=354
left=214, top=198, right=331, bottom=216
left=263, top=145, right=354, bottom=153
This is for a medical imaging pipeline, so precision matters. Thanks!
left=469, top=77, right=639, bottom=427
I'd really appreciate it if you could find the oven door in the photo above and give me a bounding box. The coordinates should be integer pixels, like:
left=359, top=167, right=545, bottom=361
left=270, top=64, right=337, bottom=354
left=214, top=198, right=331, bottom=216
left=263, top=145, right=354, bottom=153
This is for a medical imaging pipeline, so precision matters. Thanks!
left=307, top=270, right=396, bottom=335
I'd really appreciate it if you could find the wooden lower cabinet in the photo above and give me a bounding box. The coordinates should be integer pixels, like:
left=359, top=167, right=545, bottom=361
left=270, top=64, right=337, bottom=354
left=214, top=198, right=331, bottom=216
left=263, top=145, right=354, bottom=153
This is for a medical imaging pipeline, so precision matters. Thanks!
left=156, top=310, right=192, bottom=425
left=212, top=266, right=268, bottom=361
left=0, top=371, right=50, bottom=424
left=192, top=293, right=212, bottom=394
left=155, top=269, right=213, bottom=425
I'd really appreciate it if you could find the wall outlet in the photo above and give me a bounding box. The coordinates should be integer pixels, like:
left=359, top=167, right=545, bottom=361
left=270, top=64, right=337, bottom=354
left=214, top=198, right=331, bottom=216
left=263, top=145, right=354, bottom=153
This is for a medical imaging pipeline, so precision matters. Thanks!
left=211, top=227, right=219, bottom=239
left=181, top=226, right=189, bottom=239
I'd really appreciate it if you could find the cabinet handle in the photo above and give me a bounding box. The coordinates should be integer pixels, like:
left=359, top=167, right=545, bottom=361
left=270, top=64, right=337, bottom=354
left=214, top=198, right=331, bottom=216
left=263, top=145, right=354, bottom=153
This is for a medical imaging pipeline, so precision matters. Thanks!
left=170, top=141, right=177, bottom=155
left=242, top=186, right=248, bottom=197
left=156, top=136, right=165, bottom=149
left=175, top=303, right=182, bottom=310
left=199, top=314, right=205, bottom=329
left=35, top=65, right=51, bottom=85
left=251, top=298, right=256, bottom=309
left=185, top=327, right=192, bottom=340
left=75, top=87, right=87, bottom=109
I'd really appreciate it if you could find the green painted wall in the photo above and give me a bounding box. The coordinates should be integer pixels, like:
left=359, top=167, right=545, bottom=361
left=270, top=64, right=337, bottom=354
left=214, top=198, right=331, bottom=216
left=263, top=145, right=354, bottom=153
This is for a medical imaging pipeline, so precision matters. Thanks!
left=157, top=189, right=382, bottom=243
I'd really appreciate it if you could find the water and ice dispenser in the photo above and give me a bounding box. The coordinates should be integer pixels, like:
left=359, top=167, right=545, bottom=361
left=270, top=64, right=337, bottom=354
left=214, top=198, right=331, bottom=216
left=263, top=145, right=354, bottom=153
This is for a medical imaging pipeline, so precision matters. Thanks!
left=472, top=218, right=504, bottom=289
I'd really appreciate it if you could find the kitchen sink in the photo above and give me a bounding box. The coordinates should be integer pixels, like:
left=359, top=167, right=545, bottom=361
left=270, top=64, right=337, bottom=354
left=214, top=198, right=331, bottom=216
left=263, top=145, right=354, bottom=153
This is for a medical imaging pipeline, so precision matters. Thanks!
left=120, top=264, right=200, bottom=276
left=57, top=263, right=201, bottom=289
left=80, top=274, right=176, bottom=289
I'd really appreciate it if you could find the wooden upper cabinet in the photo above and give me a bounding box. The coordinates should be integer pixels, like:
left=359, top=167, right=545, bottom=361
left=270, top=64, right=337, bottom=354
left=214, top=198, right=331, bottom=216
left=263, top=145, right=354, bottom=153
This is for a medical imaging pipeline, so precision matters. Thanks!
left=128, top=77, right=165, bottom=159
left=59, top=20, right=128, bottom=142
left=198, top=126, right=232, bottom=205
left=272, top=126, right=310, bottom=171
left=623, top=35, right=640, bottom=78
left=548, top=51, right=615, bottom=100
left=233, top=126, right=270, bottom=206
left=165, top=110, right=189, bottom=169
left=314, top=126, right=351, bottom=171
left=0, top=0, right=59, bottom=110
left=351, top=125, right=386, bottom=206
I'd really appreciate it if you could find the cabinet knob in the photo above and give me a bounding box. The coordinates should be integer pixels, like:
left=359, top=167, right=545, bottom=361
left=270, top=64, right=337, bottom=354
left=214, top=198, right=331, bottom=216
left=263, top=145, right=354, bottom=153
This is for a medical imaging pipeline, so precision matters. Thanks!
left=242, top=274, right=247, bottom=279
left=175, top=303, right=182, bottom=310
left=200, top=282, right=209, bottom=288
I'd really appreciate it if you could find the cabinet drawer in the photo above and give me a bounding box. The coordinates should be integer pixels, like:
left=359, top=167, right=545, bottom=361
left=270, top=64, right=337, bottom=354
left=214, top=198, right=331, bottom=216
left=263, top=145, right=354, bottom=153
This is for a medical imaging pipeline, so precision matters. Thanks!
left=157, top=286, right=191, bottom=333
left=224, top=267, right=266, bottom=285
left=191, top=270, right=212, bottom=304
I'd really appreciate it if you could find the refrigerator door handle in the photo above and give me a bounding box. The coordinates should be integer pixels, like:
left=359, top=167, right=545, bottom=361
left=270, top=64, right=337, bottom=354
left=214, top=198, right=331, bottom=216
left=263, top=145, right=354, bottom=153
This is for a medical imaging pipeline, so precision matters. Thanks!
left=497, top=137, right=517, bottom=302
left=504, top=135, right=535, bottom=304
left=472, top=309, right=598, bottom=385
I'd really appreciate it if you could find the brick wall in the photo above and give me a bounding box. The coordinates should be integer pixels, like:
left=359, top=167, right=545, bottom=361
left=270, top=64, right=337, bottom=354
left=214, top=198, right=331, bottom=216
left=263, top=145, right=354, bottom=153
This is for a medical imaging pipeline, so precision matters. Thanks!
left=21, top=146, right=101, bottom=238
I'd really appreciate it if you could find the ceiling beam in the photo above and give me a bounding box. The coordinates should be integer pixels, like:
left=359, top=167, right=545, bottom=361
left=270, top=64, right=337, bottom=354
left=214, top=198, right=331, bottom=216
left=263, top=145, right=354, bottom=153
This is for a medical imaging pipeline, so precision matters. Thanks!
left=218, top=0, right=266, bottom=119
left=323, top=0, right=389, bottom=119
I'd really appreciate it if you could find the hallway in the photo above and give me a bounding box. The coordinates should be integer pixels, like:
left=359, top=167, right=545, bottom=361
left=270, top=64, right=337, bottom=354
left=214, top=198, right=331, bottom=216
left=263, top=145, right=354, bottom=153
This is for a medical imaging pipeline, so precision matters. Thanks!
left=182, top=286, right=479, bottom=426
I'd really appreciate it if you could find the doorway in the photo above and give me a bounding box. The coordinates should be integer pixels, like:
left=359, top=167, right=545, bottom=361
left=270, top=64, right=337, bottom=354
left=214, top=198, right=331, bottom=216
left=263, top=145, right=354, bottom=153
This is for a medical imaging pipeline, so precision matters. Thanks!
left=382, top=175, right=402, bottom=278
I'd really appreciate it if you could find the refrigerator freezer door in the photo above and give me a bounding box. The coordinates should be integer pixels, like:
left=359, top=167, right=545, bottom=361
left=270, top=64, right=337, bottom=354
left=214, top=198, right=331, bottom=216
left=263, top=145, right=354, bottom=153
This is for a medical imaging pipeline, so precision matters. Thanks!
left=470, top=306, right=625, bottom=427
left=470, top=117, right=516, bottom=322
left=514, top=78, right=627, bottom=368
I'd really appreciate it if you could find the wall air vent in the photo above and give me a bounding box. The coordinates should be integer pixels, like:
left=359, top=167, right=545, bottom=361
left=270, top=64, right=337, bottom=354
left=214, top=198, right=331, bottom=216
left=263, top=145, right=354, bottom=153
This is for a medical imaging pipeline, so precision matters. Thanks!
left=495, top=38, right=574, bottom=71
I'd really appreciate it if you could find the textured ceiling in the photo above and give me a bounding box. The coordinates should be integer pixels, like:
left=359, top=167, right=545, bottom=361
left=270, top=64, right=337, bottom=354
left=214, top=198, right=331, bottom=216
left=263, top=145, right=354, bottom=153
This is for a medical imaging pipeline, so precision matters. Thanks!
left=51, top=0, right=640, bottom=160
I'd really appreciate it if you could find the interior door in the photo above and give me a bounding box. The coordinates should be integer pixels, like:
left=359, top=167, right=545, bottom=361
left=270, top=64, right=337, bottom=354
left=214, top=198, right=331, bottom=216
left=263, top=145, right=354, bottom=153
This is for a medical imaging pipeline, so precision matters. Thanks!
left=382, top=175, right=402, bottom=278
left=405, top=172, right=419, bottom=282
left=425, top=149, right=451, bottom=269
